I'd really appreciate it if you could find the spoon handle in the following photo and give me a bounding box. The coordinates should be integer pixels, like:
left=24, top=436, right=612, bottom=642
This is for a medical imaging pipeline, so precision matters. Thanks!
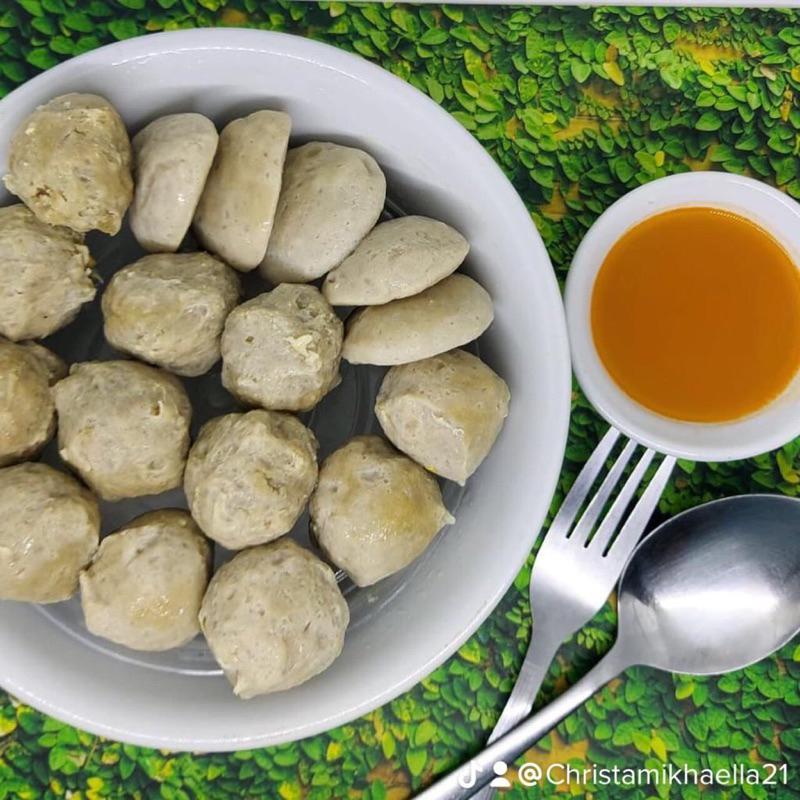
left=415, top=643, right=632, bottom=800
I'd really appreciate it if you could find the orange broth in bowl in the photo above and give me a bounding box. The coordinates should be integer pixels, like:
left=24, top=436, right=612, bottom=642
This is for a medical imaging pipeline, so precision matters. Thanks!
left=590, top=206, right=800, bottom=423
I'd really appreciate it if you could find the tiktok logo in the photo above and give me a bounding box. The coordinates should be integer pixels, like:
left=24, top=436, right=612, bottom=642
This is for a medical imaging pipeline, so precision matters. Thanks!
left=457, top=761, right=481, bottom=789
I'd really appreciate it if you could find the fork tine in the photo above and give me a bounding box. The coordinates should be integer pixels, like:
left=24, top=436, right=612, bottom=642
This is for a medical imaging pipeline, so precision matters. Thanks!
left=547, top=426, right=621, bottom=537
left=587, top=447, right=656, bottom=552
left=603, top=454, right=677, bottom=561
left=567, top=438, right=639, bottom=546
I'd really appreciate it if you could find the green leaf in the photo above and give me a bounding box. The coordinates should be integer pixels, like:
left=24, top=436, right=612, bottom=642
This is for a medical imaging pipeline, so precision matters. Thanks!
left=632, top=729, right=651, bottom=754
left=663, top=20, right=680, bottom=43
left=86, top=0, right=111, bottom=14
left=735, top=132, right=760, bottom=150
left=570, top=60, right=591, bottom=84
left=780, top=728, right=800, bottom=750
left=414, top=720, right=437, bottom=747
left=612, top=723, right=634, bottom=746
left=119, top=758, right=135, bottom=780
left=406, top=748, right=427, bottom=777
left=612, top=157, right=635, bottom=183
left=625, top=680, right=646, bottom=704
left=48, top=747, right=68, bottom=772
left=774, top=156, right=797, bottom=186
left=660, top=64, right=683, bottom=90
left=715, top=96, right=737, bottom=112
left=273, top=750, right=298, bottom=767
left=708, top=143, right=735, bottom=163
left=380, top=732, right=395, bottom=759
left=531, top=167, right=554, bottom=188
left=419, top=28, right=447, bottom=46
left=692, top=684, right=709, bottom=706
left=696, top=90, right=716, bottom=107
left=651, top=736, right=668, bottom=761
left=108, top=19, right=138, bottom=40
left=728, top=85, right=748, bottom=102
left=25, top=47, right=57, bottom=69
left=663, top=139, right=685, bottom=158
left=17, top=0, right=43, bottom=16
left=594, top=722, right=613, bottom=740
left=660, top=729, right=680, bottom=751
left=768, top=134, right=794, bottom=154
left=31, top=16, right=55, bottom=34
left=695, top=112, right=722, bottom=131
left=675, top=683, right=694, bottom=700
left=1, top=60, right=25, bottom=82
left=63, top=12, right=92, bottom=31
left=685, top=713, right=709, bottom=741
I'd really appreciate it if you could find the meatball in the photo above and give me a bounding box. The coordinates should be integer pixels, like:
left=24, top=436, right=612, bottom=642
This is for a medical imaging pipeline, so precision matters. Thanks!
left=221, top=285, right=342, bottom=412
left=193, top=110, right=291, bottom=271
left=184, top=410, right=318, bottom=549
left=0, top=338, right=65, bottom=467
left=309, top=436, right=454, bottom=587
left=342, top=274, right=494, bottom=366
left=375, top=350, right=510, bottom=485
left=80, top=510, right=211, bottom=652
left=199, top=539, right=349, bottom=698
left=130, top=113, right=219, bottom=252
left=53, top=361, right=191, bottom=501
left=0, top=204, right=95, bottom=341
left=259, top=142, right=386, bottom=284
left=322, top=216, right=469, bottom=306
left=0, top=463, right=100, bottom=603
left=102, top=252, right=241, bottom=377
left=3, top=93, right=132, bottom=234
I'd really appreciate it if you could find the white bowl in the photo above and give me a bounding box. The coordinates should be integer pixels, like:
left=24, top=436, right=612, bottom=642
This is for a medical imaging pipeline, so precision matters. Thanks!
left=0, top=29, right=571, bottom=750
left=565, top=171, right=800, bottom=462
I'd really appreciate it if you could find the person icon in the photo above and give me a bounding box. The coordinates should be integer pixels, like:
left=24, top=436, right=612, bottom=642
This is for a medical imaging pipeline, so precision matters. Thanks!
left=489, top=760, right=511, bottom=789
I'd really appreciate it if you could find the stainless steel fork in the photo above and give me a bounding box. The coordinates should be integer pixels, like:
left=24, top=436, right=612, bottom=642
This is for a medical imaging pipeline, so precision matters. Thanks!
left=465, top=427, right=676, bottom=800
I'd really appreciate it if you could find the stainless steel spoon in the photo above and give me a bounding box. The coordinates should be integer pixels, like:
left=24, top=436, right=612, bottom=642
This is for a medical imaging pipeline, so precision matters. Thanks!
left=417, top=494, right=800, bottom=800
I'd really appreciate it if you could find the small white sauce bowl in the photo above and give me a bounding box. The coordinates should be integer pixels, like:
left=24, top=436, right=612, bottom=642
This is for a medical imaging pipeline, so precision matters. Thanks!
left=564, top=171, right=800, bottom=462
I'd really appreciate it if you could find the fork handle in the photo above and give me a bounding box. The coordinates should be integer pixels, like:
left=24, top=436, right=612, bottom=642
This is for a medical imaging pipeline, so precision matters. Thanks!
left=415, top=642, right=631, bottom=800
left=468, top=625, right=563, bottom=800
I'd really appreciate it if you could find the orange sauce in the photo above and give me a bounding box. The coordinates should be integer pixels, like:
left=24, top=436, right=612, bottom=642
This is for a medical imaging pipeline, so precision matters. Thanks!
left=591, top=207, right=800, bottom=422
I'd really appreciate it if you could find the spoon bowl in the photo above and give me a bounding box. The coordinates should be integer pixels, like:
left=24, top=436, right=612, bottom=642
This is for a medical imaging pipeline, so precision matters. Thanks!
left=621, top=494, right=800, bottom=674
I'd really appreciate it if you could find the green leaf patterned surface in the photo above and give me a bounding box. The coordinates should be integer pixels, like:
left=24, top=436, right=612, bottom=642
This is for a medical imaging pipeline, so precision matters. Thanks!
left=2, top=2, right=800, bottom=798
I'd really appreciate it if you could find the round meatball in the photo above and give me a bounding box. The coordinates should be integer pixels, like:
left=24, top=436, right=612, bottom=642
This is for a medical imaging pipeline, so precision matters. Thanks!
left=322, top=216, right=469, bottom=306
left=0, top=339, right=65, bottom=467
left=309, top=436, right=454, bottom=587
left=375, top=350, right=511, bottom=485
left=102, top=252, right=241, bottom=377
left=199, top=539, right=349, bottom=698
left=0, top=204, right=95, bottom=341
left=259, top=142, right=386, bottom=284
left=80, top=510, right=211, bottom=652
left=53, top=361, right=191, bottom=501
left=0, top=463, right=100, bottom=603
left=185, top=410, right=318, bottom=549
left=342, top=274, right=494, bottom=366
left=221, top=285, right=342, bottom=412
left=130, top=113, right=219, bottom=253
left=3, top=93, right=133, bottom=234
